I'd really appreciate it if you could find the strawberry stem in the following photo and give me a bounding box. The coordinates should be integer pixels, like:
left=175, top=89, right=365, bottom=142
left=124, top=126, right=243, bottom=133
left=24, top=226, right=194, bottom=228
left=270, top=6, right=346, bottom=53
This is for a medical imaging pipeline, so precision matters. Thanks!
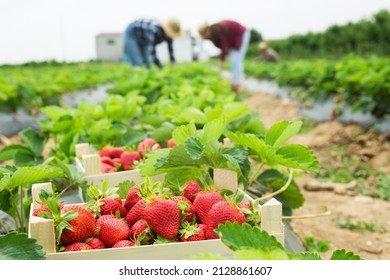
left=257, top=169, right=293, bottom=201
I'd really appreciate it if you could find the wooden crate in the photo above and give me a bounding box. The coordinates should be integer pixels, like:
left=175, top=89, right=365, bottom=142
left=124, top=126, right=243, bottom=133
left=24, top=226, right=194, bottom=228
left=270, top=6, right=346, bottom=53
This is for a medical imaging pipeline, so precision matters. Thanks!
left=74, top=143, right=165, bottom=200
left=28, top=169, right=284, bottom=260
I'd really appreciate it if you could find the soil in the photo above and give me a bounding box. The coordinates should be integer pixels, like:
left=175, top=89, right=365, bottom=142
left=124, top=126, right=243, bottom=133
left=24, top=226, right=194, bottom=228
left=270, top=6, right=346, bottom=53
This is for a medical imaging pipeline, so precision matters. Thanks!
left=242, top=89, right=390, bottom=260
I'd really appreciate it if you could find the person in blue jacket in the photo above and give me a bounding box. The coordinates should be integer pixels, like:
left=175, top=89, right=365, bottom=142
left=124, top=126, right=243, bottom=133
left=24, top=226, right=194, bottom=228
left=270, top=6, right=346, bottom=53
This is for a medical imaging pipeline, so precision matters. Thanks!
left=124, top=18, right=182, bottom=68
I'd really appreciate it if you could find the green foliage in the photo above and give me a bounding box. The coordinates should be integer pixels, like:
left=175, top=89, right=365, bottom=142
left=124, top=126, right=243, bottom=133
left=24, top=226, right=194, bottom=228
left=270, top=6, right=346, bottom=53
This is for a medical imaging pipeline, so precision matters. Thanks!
left=0, top=232, right=46, bottom=260
left=258, top=10, right=390, bottom=59
left=189, top=222, right=361, bottom=260
left=304, top=236, right=330, bottom=253
left=333, top=216, right=387, bottom=233
left=245, top=55, right=390, bottom=118
left=0, top=62, right=130, bottom=113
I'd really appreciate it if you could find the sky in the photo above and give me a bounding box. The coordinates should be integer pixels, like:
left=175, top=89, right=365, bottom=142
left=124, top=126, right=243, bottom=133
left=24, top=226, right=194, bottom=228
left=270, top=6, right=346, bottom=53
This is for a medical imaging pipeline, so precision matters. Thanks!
left=0, top=0, right=389, bottom=64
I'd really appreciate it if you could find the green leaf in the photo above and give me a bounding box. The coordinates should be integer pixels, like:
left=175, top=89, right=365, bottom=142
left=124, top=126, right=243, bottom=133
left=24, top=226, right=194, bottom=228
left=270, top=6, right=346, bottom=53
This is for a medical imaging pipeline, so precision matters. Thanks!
left=289, top=252, right=322, bottom=260
left=330, top=249, right=361, bottom=260
left=140, top=148, right=170, bottom=176
left=0, top=174, right=11, bottom=191
left=40, top=106, right=72, bottom=121
left=224, top=131, right=275, bottom=163
left=222, top=147, right=248, bottom=170
left=184, top=138, right=204, bottom=160
left=14, top=149, right=36, bottom=166
left=234, top=248, right=289, bottom=260
left=117, top=180, right=136, bottom=199
left=10, top=165, right=64, bottom=188
left=0, top=232, right=46, bottom=260
left=18, top=128, right=46, bottom=157
left=0, top=144, right=31, bottom=162
left=172, top=122, right=197, bottom=145
left=155, top=145, right=207, bottom=169
left=275, top=144, right=320, bottom=172
left=172, top=107, right=207, bottom=124
left=200, top=117, right=226, bottom=144
left=257, top=169, right=304, bottom=209
left=164, top=167, right=202, bottom=185
left=266, top=120, right=302, bottom=148
left=215, top=222, right=284, bottom=251
left=150, top=122, right=176, bottom=143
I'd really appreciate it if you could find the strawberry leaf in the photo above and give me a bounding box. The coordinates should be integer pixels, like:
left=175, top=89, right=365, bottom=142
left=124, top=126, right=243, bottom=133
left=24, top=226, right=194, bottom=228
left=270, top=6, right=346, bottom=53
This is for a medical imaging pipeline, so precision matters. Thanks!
left=200, top=117, right=226, bottom=144
left=215, top=222, right=284, bottom=251
left=19, top=128, right=47, bottom=157
left=330, top=249, right=361, bottom=260
left=256, top=169, right=304, bottom=210
left=184, top=138, right=204, bottom=160
left=117, top=180, right=136, bottom=199
left=289, top=252, right=322, bottom=260
left=0, top=232, right=46, bottom=260
left=265, top=120, right=302, bottom=148
left=224, top=131, right=275, bottom=164
left=274, top=144, right=320, bottom=172
left=9, top=165, right=64, bottom=189
left=172, top=121, right=197, bottom=145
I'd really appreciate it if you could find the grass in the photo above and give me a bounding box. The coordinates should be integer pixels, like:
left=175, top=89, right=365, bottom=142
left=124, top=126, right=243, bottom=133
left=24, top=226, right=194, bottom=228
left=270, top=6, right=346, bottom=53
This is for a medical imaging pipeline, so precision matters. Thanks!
left=304, top=236, right=330, bottom=253
left=333, top=216, right=387, bottom=233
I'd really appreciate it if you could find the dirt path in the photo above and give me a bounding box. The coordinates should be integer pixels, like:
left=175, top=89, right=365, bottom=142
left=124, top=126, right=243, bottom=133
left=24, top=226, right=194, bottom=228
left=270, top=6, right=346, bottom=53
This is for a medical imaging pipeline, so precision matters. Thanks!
left=243, top=89, right=390, bottom=260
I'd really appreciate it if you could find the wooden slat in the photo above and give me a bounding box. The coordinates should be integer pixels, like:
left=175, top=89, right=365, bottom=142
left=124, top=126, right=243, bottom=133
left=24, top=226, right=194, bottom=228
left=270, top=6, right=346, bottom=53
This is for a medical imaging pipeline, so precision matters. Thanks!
left=82, top=154, right=101, bottom=176
left=31, top=182, right=53, bottom=210
left=75, top=143, right=90, bottom=157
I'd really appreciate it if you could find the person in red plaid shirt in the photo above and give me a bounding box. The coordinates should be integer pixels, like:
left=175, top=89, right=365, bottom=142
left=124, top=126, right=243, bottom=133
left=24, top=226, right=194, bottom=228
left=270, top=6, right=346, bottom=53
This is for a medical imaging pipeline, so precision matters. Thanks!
left=199, top=20, right=250, bottom=93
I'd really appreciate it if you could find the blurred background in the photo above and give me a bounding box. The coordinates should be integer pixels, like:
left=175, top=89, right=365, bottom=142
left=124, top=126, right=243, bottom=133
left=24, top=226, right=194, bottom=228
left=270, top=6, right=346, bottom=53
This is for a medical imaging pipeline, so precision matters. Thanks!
left=0, top=0, right=389, bottom=64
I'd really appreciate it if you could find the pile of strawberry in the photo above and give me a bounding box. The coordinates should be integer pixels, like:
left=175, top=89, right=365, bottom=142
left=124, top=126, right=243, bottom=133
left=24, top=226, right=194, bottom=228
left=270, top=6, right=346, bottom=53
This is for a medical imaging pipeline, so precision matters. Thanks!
left=33, top=179, right=253, bottom=252
left=98, top=138, right=176, bottom=174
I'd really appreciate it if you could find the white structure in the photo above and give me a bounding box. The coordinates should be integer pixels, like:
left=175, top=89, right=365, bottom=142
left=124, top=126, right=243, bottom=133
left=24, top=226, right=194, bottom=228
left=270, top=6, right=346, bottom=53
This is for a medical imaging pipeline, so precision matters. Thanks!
left=95, top=33, right=123, bottom=62
left=95, top=30, right=200, bottom=63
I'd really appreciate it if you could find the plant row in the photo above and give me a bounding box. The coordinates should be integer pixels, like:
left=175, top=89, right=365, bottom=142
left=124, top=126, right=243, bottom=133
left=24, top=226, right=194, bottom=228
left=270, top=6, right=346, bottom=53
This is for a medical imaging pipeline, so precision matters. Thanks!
left=245, top=55, right=390, bottom=118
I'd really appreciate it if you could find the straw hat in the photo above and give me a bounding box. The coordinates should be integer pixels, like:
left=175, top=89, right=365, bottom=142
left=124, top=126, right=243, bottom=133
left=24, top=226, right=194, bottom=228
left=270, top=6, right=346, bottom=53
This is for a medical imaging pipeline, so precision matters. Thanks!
left=258, top=42, right=268, bottom=50
left=198, top=22, right=209, bottom=38
left=161, top=18, right=182, bottom=38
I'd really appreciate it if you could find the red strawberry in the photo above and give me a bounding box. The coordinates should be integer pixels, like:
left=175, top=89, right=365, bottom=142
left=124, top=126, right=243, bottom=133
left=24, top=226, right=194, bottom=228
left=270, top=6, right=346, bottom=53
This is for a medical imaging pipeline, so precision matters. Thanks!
left=97, top=216, right=131, bottom=248
left=101, top=162, right=116, bottom=173
left=183, top=180, right=202, bottom=202
left=60, top=205, right=96, bottom=245
left=112, top=240, right=135, bottom=248
left=112, top=158, right=122, bottom=167
left=204, top=224, right=220, bottom=240
left=33, top=203, right=63, bottom=217
left=179, top=223, right=206, bottom=242
left=137, top=138, right=161, bottom=154
left=143, top=199, right=180, bottom=239
left=120, top=151, right=137, bottom=170
left=96, top=214, right=116, bottom=228
left=126, top=199, right=146, bottom=227
left=193, top=191, right=225, bottom=224
left=99, top=198, right=128, bottom=218
left=172, top=196, right=195, bottom=222
left=205, top=200, right=246, bottom=239
left=100, top=156, right=114, bottom=166
left=64, top=242, right=93, bottom=252
left=167, top=138, right=176, bottom=148
left=110, top=147, right=124, bottom=159
left=99, top=147, right=112, bottom=158
left=129, top=219, right=152, bottom=244
left=124, top=186, right=142, bottom=211
left=85, top=237, right=105, bottom=249
left=238, top=201, right=250, bottom=210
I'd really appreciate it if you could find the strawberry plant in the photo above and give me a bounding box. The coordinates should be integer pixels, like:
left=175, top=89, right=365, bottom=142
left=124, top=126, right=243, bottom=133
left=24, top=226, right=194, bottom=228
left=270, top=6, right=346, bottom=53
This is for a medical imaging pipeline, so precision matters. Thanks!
left=189, top=222, right=361, bottom=260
